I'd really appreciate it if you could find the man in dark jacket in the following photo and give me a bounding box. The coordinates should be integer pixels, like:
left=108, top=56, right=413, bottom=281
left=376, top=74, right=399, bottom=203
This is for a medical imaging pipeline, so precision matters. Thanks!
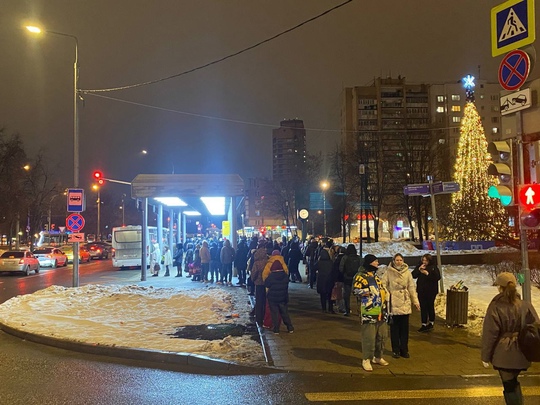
left=340, top=244, right=361, bottom=316
left=234, top=238, right=249, bottom=287
left=264, top=253, right=294, bottom=334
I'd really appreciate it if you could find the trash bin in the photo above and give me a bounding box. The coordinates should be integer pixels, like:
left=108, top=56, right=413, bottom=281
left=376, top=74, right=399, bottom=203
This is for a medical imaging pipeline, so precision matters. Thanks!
left=446, top=289, right=468, bottom=326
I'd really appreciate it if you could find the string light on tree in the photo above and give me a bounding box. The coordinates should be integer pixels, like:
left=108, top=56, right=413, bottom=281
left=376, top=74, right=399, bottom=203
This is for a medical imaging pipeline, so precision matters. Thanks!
left=446, top=75, right=508, bottom=241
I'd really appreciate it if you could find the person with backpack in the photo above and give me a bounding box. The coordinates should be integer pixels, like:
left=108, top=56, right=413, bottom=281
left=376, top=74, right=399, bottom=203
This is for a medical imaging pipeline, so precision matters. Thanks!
left=481, top=272, right=539, bottom=405
left=353, top=254, right=390, bottom=372
left=339, top=244, right=361, bottom=316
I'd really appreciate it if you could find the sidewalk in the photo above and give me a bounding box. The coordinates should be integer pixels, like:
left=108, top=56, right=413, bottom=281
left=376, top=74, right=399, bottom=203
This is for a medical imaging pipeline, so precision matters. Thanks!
left=4, top=267, right=539, bottom=376
left=129, top=267, right=540, bottom=376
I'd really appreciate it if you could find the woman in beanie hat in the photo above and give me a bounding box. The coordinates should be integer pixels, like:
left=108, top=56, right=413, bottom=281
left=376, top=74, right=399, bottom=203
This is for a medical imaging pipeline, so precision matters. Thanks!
left=481, top=272, right=539, bottom=404
left=412, top=253, right=441, bottom=332
left=353, top=254, right=389, bottom=371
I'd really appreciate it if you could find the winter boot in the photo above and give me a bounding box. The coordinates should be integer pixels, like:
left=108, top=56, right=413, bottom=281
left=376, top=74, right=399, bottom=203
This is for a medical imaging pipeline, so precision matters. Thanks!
left=503, top=381, right=523, bottom=405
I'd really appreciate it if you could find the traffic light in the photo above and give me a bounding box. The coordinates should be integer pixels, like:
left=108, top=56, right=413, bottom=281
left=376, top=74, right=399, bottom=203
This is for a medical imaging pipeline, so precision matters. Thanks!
left=93, top=171, right=105, bottom=185
left=487, top=140, right=513, bottom=206
left=518, top=184, right=540, bottom=229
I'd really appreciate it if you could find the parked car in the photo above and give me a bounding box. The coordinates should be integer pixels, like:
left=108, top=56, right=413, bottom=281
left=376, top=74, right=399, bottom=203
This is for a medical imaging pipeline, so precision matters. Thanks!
left=0, top=251, right=40, bottom=276
left=33, top=247, right=68, bottom=268
left=62, top=245, right=91, bottom=263
left=85, top=242, right=112, bottom=260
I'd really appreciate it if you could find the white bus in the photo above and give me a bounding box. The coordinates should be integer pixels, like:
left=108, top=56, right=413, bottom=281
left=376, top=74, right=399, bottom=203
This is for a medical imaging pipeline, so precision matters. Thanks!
left=111, top=225, right=169, bottom=268
left=36, top=231, right=71, bottom=247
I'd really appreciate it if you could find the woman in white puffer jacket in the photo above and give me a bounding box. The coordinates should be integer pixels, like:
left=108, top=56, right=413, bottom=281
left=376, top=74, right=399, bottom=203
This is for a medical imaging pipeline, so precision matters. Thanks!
left=382, top=253, right=420, bottom=359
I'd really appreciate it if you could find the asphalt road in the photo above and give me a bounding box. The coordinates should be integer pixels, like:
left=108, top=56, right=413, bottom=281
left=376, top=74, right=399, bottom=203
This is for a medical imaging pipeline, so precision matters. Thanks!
left=1, top=260, right=539, bottom=404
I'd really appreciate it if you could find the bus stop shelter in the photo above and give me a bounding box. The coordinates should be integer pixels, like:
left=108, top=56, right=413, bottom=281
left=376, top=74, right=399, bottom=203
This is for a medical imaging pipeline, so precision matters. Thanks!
left=130, top=174, right=245, bottom=280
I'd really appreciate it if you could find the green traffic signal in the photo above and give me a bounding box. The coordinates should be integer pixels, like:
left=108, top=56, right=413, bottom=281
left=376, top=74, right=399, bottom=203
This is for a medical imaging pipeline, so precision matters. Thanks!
left=488, top=185, right=512, bottom=206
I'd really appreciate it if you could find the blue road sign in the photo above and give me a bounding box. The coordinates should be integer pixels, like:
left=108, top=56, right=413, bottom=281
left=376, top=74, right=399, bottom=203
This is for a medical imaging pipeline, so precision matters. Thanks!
left=67, top=188, right=85, bottom=212
left=491, top=0, right=536, bottom=57
left=403, top=183, right=430, bottom=196
left=498, top=49, right=530, bottom=90
left=66, top=213, right=85, bottom=232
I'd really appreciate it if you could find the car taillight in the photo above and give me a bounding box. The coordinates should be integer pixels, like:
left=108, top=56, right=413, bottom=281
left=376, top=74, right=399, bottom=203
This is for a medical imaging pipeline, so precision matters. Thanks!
left=19, top=259, right=24, bottom=264
left=46, top=254, right=52, bottom=258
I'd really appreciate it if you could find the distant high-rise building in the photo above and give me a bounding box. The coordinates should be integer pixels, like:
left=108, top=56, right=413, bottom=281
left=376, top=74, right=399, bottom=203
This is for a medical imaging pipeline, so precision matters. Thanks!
left=272, top=119, right=306, bottom=180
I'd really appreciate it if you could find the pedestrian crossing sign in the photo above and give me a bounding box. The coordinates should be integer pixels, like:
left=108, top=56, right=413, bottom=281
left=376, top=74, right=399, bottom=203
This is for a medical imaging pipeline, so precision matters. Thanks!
left=491, top=0, right=535, bottom=56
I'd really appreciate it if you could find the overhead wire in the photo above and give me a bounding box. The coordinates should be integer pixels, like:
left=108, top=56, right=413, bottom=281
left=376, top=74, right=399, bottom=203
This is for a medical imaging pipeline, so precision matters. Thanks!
left=81, top=0, right=354, bottom=94
left=84, top=92, right=461, bottom=135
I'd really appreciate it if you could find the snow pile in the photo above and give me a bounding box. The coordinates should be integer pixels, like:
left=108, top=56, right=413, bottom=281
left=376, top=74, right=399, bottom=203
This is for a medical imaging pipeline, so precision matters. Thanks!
left=360, top=241, right=420, bottom=257
left=0, top=284, right=264, bottom=365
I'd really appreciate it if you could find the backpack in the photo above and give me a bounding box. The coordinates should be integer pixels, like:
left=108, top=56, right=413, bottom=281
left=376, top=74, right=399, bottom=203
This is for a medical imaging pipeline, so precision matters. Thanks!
left=518, top=304, right=540, bottom=362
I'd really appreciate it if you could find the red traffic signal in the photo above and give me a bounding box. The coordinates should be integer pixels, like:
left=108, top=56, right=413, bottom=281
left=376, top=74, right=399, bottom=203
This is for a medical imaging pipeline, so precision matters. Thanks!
left=518, top=184, right=540, bottom=209
left=93, top=171, right=105, bottom=185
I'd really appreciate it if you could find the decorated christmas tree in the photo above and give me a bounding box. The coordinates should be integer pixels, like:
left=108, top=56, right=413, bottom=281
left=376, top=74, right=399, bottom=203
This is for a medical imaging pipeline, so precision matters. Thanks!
left=446, top=76, right=508, bottom=241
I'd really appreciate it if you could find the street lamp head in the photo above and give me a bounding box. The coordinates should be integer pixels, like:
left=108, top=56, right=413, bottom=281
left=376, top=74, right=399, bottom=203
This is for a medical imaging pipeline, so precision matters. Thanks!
left=321, top=181, right=329, bottom=190
left=25, top=26, right=42, bottom=34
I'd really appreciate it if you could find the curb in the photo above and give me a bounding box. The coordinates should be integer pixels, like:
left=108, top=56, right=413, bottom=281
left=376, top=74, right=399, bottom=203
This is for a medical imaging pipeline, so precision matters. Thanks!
left=0, top=322, right=278, bottom=375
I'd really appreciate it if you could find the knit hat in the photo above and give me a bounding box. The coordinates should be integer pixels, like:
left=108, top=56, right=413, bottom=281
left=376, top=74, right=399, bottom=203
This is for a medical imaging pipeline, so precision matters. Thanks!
left=495, top=272, right=517, bottom=287
left=271, top=250, right=281, bottom=256
left=363, top=254, right=378, bottom=267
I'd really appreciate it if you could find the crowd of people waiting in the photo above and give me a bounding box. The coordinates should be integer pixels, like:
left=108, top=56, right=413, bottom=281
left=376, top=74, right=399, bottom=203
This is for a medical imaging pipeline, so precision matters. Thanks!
left=148, top=234, right=539, bottom=402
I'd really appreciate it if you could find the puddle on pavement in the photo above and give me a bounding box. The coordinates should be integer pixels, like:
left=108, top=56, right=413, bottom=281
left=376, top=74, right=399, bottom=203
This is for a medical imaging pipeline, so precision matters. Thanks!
left=169, top=323, right=259, bottom=341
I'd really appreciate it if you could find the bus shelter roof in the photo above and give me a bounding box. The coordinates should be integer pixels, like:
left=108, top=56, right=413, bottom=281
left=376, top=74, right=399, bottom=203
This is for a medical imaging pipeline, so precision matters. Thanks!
left=131, top=174, right=245, bottom=199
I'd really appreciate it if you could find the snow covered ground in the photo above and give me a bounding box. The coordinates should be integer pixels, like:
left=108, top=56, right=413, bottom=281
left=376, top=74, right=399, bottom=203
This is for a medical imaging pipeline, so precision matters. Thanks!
left=0, top=241, right=538, bottom=365
left=0, top=284, right=265, bottom=366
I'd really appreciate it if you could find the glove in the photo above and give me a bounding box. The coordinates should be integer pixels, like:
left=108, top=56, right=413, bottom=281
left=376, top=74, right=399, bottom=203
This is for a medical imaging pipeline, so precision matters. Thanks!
left=482, top=361, right=490, bottom=368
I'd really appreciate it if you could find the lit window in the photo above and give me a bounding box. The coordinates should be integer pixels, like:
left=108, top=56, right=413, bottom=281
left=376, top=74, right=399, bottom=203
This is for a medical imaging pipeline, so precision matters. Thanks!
left=452, top=117, right=461, bottom=123
left=451, top=95, right=460, bottom=101
left=451, top=105, right=461, bottom=112
left=492, top=127, right=499, bottom=134
left=437, top=95, right=444, bottom=102
left=492, top=106, right=499, bottom=112
left=436, top=106, right=444, bottom=113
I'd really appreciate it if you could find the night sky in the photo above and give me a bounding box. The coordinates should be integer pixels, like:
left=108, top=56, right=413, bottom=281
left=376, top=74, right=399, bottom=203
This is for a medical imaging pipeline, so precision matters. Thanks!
left=1, top=0, right=538, bottom=195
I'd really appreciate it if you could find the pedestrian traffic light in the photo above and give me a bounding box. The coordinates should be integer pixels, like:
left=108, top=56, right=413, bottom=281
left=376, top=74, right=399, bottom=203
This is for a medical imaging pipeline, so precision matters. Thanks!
left=487, top=140, right=514, bottom=206
left=93, top=171, right=105, bottom=185
left=519, top=184, right=540, bottom=229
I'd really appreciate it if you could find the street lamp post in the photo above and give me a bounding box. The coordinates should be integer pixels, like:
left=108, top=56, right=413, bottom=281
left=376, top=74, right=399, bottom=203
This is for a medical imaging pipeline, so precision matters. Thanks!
left=321, top=181, right=329, bottom=236
left=26, top=25, right=80, bottom=286
left=93, top=185, right=101, bottom=241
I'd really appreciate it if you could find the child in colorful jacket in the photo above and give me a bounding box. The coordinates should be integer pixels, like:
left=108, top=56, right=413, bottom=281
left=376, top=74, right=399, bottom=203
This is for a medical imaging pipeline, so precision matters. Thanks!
left=353, top=254, right=390, bottom=372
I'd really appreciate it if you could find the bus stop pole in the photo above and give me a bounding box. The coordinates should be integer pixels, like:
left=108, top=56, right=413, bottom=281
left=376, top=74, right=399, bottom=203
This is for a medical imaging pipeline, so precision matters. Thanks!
left=141, top=198, right=148, bottom=281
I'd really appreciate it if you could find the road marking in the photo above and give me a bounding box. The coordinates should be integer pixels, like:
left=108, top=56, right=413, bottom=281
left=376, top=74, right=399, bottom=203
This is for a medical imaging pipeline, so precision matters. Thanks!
left=305, top=386, right=540, bottom=401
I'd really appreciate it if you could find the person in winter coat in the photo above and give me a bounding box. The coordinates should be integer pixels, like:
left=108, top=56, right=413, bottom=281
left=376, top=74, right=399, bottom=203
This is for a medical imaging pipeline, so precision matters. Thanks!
left=162, top=245, right=173, bottom=276
left=304, top=239, right=319, bottom=289
left=234, top=238, right=249, bottom=286
left=412, top=253, right=441, bottom=332
left=173, top=242, right=184, bottom=277
left=339, top=244, right=362, bottom=316
left=263, top=251, right=294, bottom=334
left=246, top=237, right=258, bottom=295
left=353, top=254, right=389, bottom=372
left=209, top=242, right=220, bottom=283
left=481, top=272, right=539, bottom=405
left=250, top=241, right=269, bottom=327
left=287, top=240, right=304, bottom=283
left=382, top=253, right=420, bottom=359
left=219, top=239, right=235, bottom=286
left=315, top=240, right=335, bottom=313
left=184, top=243, right=194, bottom=278
left=331, top=245, right=346, bottom=313
left=150, top=242, right=161, bottom=277
left=199, top=241, right=211, bottom=282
